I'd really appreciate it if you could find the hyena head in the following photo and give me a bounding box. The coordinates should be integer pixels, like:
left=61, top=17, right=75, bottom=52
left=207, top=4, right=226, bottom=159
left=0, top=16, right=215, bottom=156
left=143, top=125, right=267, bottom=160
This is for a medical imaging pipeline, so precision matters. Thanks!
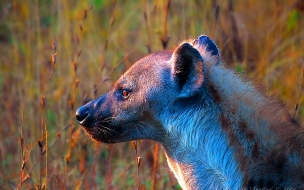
left=76, top=35, right=220, bottom=144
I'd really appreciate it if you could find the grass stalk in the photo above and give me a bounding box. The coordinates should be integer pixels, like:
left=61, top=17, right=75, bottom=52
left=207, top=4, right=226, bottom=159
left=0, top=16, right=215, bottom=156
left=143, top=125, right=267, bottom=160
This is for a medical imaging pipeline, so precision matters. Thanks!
left=151, top=144, right=159, bottom=190
left=66, top=7, right=91, bottom=188
left=56, top=131, right=66, bottom=190
left=16, top=122, right=72, bottom=190
left=106, top=146, right=113, bottom=189
left=132, top=141, right=141, bottom=189
left=212, top=2, right=220, bottom=39
left=161, top=0, right=171, bottom=49
left=38, top=38, right=57, bottom=190
left=137, top=156, right=141, bottom=189
left=143, top=0, right=152, bottom=54
left=19, top=103, right=25, bottom=190
left=96, top=0, right=116, bottom=97
left=294, top=69, right=304, bottom=118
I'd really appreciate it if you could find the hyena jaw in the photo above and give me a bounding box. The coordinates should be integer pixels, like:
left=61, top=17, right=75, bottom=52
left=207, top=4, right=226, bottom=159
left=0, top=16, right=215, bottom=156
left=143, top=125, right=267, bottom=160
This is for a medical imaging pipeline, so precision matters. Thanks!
left=76, top=35, right=304, bottom=189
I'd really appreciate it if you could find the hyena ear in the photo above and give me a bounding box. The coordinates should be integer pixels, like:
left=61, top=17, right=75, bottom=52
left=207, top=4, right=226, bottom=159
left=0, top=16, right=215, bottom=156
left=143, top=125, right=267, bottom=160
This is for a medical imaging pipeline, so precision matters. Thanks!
left=191, top=35, right=220, bottom=65
left=171, top=42, right=204, bottom=97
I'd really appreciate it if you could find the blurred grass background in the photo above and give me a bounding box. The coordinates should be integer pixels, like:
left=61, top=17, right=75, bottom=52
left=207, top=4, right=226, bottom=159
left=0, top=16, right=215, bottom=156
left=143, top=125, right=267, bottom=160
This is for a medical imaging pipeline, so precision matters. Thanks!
left=0, top=0, right=304, bottom=189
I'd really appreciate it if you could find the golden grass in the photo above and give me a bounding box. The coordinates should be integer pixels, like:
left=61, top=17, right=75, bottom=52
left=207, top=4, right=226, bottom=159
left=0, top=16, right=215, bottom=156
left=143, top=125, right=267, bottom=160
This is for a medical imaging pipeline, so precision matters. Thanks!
left=0, top=0, right=303, bottom=189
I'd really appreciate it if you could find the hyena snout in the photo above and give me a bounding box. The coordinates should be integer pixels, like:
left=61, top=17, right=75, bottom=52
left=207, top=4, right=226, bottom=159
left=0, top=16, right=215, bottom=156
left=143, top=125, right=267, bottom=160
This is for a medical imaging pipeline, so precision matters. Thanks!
left=76, top=94, right=109, bottom=128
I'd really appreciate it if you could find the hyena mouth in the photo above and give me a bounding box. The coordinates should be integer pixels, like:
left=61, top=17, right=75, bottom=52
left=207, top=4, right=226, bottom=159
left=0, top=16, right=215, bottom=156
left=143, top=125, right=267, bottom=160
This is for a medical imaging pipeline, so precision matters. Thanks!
left=82, top=122, right=126, bottom=143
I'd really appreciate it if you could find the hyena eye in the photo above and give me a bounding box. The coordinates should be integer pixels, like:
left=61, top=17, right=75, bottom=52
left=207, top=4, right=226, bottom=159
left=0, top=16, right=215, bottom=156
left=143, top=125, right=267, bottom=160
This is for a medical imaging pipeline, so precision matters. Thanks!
left=121, top=89, right=131, bottom=99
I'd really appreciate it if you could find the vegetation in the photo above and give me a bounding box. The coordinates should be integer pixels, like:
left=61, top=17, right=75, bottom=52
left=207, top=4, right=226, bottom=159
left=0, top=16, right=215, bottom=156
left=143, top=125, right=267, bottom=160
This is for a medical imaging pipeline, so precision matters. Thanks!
left=0, top=0, right=303, bottom=189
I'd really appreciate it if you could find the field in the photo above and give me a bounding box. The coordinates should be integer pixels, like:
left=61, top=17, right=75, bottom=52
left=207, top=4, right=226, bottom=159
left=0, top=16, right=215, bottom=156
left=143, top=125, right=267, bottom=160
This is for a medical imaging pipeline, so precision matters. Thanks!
left=1, top=0, right=304, bottom=189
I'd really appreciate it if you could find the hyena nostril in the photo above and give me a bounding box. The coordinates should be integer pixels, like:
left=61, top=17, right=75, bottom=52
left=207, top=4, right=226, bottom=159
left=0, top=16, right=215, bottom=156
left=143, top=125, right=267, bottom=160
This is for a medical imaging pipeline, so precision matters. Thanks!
left=76, top=112, right=87, bottom=121
left=76, top=109, right=91, bottom=126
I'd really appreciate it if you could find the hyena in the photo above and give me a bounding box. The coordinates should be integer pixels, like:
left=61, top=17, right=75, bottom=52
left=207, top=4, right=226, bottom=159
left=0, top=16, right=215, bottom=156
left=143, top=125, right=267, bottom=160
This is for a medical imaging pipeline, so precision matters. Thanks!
left=76, top=35, right=304, bottom=189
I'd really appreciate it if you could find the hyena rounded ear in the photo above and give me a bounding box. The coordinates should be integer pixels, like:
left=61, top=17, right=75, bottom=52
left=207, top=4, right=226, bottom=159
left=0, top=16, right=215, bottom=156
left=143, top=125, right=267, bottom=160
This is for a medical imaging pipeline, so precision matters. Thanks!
left=191, top=35, right=220, bottom=65
left=171, top=42, right=205, bottom=98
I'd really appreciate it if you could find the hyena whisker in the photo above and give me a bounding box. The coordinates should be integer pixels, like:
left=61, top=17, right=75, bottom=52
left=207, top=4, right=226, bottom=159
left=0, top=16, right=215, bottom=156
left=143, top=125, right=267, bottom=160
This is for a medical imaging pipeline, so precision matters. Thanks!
left=95, top=127, right=110, bottom=138
left=99, top=125, right=119, bottom=135
left=102, top=117, right=115, bottom=122
left=99, top=127, right=114, bottom=137
left=135, top=124, right=145, bottom=136
left=138, top=122, right=150, bottom=130
left=133, top=125, right=140, bottom=135
left=119, top=129, right=131, bottom=138
left=139, top=121, right=152, bottom=128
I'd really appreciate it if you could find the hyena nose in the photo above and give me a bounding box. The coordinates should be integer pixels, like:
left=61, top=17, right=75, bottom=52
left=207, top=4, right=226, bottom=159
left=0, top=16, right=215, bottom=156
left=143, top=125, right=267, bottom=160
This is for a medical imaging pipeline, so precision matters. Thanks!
left=76, top=107, right=91, bottom=126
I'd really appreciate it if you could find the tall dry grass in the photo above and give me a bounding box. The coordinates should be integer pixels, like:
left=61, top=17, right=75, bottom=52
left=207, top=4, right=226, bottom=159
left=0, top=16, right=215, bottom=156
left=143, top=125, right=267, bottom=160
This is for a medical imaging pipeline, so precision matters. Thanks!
left=0, top=0, right=303, bottom=189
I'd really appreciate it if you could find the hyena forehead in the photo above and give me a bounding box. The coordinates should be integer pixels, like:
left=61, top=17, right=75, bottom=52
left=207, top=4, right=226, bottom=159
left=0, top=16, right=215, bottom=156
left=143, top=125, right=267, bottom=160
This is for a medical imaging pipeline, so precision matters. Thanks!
left=120, top=50, right=173, bottom=82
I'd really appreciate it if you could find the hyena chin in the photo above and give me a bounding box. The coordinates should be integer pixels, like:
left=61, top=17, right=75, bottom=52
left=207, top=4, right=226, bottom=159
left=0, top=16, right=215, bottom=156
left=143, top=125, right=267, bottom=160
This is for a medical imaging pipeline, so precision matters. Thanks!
left=76, top=35, right=304, bottom=189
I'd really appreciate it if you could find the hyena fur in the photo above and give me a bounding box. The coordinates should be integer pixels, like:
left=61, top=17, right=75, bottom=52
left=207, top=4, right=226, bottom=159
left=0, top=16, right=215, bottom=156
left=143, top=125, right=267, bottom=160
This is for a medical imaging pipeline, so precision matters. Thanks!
left=76, top=35, right=304, bottom=189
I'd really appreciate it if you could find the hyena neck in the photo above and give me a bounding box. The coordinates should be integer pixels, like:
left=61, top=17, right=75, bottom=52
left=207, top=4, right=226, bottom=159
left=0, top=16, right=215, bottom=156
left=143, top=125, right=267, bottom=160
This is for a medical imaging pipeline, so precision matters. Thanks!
left=162, top=95, right=244, bottom=189
left=206, top=63, right=300, bottom=151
